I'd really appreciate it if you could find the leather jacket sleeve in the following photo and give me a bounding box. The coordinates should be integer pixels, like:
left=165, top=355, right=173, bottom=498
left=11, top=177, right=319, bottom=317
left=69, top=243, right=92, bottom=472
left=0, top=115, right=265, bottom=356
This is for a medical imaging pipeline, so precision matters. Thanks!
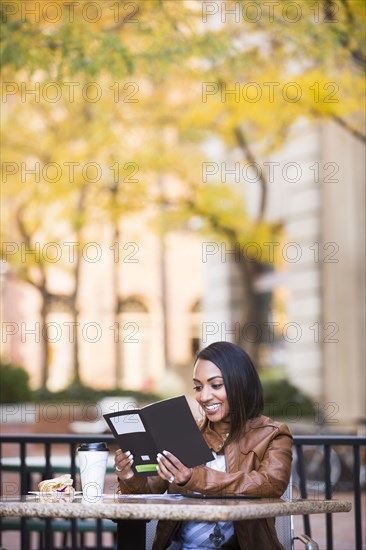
left=118, top=475, right=168, bottom=495
left=181, top=421, right=292, bottom=498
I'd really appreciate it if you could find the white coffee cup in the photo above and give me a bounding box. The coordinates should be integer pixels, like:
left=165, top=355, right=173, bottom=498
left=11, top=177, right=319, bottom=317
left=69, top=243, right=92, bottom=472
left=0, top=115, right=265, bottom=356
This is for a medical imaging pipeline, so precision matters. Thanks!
left=77, top=442, right=109, bottom=501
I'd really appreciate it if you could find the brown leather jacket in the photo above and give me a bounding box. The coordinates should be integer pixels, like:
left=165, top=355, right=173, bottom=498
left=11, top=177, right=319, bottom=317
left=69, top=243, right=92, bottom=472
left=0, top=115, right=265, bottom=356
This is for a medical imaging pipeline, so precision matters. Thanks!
left=118, top=415, right=293, bottom=549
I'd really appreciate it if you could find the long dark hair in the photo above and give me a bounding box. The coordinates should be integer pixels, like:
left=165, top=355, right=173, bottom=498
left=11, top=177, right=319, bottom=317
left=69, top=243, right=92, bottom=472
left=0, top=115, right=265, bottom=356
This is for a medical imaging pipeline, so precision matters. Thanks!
left=195, top=341, right=264, bottom=443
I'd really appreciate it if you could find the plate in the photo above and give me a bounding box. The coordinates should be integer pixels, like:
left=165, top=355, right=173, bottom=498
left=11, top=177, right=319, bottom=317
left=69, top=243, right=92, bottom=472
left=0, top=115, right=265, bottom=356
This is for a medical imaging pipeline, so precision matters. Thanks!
left=28, top=491, right=82, bottom=495
left=28, top=491, right=82, bottom=502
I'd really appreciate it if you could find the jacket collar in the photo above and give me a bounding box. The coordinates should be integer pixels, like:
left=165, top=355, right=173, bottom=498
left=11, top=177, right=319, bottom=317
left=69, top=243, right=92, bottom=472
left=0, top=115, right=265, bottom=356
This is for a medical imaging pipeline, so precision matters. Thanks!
left=239, top=416, right=281, bottom=453
left=201, top=421, right=230, bottom=453
left=201, top=415, right=277, bottom=453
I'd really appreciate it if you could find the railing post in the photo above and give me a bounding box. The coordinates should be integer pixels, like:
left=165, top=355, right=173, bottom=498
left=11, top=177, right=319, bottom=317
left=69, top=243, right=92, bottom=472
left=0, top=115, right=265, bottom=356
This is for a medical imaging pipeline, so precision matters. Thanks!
left=44, top=441, right=52, bottom=481
left=68, top=441, right=79, bottom=549
left=324, top=444, right=333, bottom=550
left=353, top=445, right=362, bottom=550
left=295, top=443, right=312, bottom=538
left=20, top=442, right=28, bottom=493
left=45, top=517, right=54, bottom=550
left=97, top=518, right=103, bottom=548
left=0, top=442, right=2, bottom=547
left=71, top=518, right=78, bottom=550
left=20, top=517, right=30, bottom=550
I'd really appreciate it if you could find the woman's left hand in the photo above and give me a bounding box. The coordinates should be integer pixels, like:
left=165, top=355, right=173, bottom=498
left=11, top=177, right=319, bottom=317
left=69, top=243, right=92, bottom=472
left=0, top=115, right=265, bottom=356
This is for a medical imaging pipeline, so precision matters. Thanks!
left=156, top=450, right=193, bottom=486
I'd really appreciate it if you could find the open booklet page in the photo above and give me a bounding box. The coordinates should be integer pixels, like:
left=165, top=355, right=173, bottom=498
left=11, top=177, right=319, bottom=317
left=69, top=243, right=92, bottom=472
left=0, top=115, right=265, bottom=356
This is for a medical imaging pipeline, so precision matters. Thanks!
left=104, top=396, right=214, bottom=477
left=105, top=411, right=159, bottom=475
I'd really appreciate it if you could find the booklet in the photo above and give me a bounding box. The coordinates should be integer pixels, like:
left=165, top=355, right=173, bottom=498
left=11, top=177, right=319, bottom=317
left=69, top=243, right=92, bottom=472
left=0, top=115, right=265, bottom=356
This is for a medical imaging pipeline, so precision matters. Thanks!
left=103, top=395, right=214, bottom=477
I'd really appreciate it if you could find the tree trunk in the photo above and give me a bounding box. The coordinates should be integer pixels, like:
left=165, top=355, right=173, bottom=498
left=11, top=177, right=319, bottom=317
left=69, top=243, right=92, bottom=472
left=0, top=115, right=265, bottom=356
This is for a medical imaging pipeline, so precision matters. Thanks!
left=39, top=287, right=50, bottom=388
left=112, top=223, right=122, bottom=386
left=69, top=243, right=82, bottom=385
left=238, top=258, right=261, bottom=367
left=69, top=300, right=81, bottom=385
left=160, top=230, right=169, bottom=369
left=69, top=185, right=87, bottom=385
left=233, top=127, right=269, bottom=367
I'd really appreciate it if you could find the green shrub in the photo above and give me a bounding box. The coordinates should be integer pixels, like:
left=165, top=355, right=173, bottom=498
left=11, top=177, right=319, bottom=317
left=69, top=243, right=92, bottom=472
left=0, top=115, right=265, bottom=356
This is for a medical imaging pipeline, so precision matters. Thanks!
left=262, top=376, right=315, bottom=421
left=31, top=383, right=161, bottom=405
left=0, top=362, right=31, bottom=403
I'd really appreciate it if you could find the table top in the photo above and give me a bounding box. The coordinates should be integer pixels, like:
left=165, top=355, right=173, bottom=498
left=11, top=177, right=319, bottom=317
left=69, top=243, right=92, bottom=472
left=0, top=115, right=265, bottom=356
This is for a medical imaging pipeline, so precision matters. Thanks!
left=0, top=495, right=352, bottom=522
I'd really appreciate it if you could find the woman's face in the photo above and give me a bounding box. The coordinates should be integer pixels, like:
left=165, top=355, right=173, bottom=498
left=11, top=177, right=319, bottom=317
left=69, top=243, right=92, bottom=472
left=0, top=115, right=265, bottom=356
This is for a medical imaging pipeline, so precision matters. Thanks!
left=193, top=358, right=230, bottom=431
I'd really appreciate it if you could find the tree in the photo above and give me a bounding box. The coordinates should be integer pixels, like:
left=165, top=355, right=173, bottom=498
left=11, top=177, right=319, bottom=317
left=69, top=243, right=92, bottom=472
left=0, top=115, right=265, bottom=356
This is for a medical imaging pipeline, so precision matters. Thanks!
left=1, top=0, right=364, bottom=379
left=1, top=0, right=363, bottom=142
left=1, top=89, right=147, bottom=387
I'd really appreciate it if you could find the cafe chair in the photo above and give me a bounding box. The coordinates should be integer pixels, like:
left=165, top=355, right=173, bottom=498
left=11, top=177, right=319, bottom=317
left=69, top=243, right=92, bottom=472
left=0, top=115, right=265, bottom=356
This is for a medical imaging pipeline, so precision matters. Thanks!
left=275, top=482, right=319, bottom=550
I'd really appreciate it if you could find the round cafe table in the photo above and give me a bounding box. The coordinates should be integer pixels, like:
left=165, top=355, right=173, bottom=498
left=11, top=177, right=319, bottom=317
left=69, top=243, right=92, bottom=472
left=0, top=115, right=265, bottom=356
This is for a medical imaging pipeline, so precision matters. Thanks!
left=0, top=493, right=352, bottom=550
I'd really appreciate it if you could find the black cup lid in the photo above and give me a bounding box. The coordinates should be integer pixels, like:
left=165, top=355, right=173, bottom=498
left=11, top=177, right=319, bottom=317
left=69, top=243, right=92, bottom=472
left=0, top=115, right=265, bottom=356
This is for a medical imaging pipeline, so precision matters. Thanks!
left=77, top=442, right=109, bottom=452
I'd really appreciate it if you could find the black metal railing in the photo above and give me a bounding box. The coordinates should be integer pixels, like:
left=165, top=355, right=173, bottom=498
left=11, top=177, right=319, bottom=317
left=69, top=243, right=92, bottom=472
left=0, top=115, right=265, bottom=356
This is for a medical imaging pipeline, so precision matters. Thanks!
left=0, top=434, right=365, bottom=550
left=0, top=434, right=117, bottom=550
left=292, top=435, right=365, bottom=550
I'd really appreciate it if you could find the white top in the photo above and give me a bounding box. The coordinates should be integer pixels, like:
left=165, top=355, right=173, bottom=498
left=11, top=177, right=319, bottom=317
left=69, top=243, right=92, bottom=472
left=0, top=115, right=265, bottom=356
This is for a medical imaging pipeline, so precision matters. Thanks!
left=167, top=451, right=235, bottom=549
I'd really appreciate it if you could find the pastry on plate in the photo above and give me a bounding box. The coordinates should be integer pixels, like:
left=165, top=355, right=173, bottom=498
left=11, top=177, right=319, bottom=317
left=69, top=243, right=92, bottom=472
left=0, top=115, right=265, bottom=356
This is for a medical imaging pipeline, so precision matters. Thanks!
left=37, top=473, right=76, bottom=502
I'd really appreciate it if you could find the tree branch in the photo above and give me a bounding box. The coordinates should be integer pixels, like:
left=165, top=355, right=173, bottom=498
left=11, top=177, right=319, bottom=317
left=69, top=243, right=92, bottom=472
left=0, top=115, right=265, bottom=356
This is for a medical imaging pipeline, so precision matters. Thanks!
left=105, top=1, right=139, bottom=32
left=15, top=207, right=46, bottom=290
left=234, top=126, right=268, bottom=222
left=325, top=0, right=366, bottom=70
left=185, top=199, right=237, bottom=243
left=332, top=116, right=366, bottom=143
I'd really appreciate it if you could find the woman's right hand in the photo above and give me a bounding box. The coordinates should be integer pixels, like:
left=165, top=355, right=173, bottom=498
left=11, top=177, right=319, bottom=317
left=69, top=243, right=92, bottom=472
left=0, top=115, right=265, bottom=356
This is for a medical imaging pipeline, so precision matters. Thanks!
left=114, top=449, right=134, bottom=480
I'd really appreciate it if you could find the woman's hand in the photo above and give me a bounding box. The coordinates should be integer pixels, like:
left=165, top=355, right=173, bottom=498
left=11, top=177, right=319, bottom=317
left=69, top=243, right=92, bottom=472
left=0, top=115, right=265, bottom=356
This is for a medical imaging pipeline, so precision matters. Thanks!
left=114, top=449, right=134, bottom=480
left=156, top=450, right=193, bottom=486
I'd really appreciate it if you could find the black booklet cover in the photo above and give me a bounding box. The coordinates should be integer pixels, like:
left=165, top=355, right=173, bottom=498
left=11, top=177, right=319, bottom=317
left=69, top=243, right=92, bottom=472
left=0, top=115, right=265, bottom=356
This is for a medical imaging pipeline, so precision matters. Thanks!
left=103, top=395, right=214, bottom=476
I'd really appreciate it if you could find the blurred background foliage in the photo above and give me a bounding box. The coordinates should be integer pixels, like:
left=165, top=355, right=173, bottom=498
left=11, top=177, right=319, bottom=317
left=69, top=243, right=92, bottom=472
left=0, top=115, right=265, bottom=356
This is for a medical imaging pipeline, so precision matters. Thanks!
left=0, top=361, right=32, bottom=403
left=0, top=361, right=160, bottom=404
left=1, top=360, right=315, bottom=422
left=1, top=0, right=365, bottom=393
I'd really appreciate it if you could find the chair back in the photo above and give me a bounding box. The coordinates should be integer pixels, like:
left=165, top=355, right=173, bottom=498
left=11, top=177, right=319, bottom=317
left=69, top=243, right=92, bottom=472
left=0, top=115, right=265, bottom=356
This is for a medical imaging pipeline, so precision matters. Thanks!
left=146, top=519, right=158, bottom=550
left=275, top=482, right=294, bottom=550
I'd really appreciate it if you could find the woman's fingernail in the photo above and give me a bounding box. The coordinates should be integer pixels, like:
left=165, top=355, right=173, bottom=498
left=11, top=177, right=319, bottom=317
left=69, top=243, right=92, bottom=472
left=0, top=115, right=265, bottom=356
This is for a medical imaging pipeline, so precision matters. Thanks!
left=157, top=453, right=163, bottom=459
left=126, top=451, right=131, bottom=457
left=163, top=450, right=168, bottom=456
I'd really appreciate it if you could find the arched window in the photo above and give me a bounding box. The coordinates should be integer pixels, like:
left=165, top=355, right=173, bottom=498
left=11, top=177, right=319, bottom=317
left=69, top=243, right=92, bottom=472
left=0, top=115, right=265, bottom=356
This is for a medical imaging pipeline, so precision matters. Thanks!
left=119, top=298, right=149, bottom=313
left=118, top=296, right=153, bottom=390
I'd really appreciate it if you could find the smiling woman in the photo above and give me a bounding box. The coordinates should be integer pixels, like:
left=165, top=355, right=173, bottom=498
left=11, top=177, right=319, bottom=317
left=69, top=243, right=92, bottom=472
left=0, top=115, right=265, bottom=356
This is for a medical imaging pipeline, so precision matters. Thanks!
left=117, top=341, right=293, bottom=550
left=193, top=343, right=264, bottom=446
left=192, top=361, right=231, bottom=431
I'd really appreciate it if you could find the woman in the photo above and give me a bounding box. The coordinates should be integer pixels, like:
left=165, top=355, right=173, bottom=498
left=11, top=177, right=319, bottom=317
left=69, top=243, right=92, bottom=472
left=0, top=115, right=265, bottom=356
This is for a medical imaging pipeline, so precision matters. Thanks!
left=115, top=341, right=293, bottom=549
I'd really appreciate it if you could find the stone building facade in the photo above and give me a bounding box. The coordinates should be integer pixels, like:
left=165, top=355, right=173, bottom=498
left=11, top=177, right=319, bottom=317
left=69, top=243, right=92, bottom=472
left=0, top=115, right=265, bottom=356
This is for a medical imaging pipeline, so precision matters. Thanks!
left=202, top=120, right=365, bottom=426
left=1, top=122, right=364, bottom=426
